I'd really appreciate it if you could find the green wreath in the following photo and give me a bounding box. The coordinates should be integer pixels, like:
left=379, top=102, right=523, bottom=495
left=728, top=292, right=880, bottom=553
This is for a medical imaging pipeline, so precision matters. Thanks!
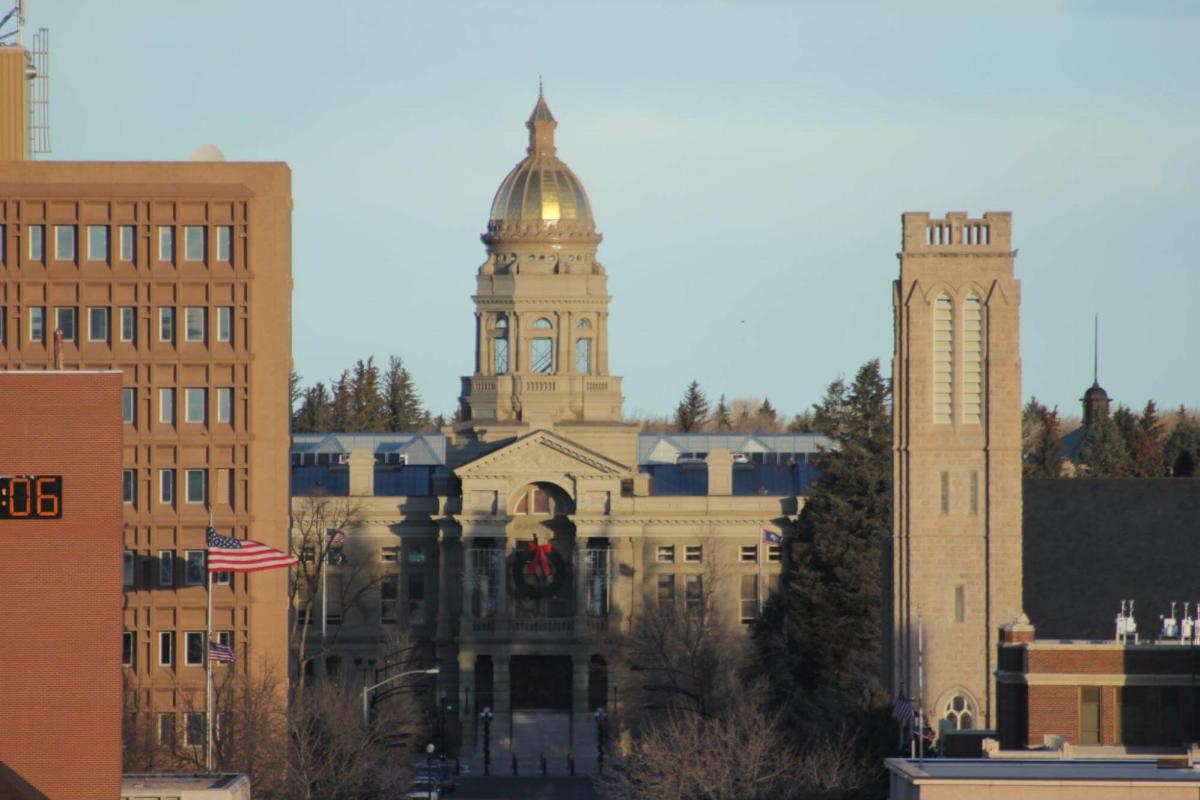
left=512, top=547, right=568, bottom=600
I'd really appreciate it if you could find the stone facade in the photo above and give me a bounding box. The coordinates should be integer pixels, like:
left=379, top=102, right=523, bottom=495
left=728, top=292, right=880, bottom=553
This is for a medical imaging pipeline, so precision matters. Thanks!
left=891, top=211, right=1024, bottom=731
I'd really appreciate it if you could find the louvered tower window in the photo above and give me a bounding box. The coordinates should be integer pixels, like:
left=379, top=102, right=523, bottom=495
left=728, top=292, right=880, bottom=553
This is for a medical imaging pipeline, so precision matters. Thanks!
left=933, top=294, right=953, bottom=424
left=962, top=295, right=983, bottom=424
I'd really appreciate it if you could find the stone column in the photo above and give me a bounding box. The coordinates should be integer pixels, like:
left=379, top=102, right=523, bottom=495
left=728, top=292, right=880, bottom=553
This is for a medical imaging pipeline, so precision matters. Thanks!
left=574, top=539, right=589, bottom=628
left=435, top=527, right=451, bottom=641
left=572, top=654, right=591, bottom=716
left=496, top=535, right=510, bottom=634
left=458, top=650, right=476, bottom=748
left=494, top=652, right=512, bottom=751
left=460, top=537, right=475, bottom=635
left=598, top=312, right=609, bottom=374
left=476, top=312, right=487, bottom=376
left=511, top=312, right=522, bottom=373
left=347, top=449, right=375, bottom=496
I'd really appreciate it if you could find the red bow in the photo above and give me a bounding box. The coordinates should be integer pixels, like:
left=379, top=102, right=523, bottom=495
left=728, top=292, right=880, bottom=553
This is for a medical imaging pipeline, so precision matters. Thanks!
left=525, top=539, right=554, bottom=579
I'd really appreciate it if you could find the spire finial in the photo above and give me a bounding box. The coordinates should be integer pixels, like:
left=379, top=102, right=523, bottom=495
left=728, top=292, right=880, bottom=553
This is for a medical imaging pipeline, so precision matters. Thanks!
left=538, top=75, right=543, bottom=98
left=1093, top=313, right=1099, bottom=385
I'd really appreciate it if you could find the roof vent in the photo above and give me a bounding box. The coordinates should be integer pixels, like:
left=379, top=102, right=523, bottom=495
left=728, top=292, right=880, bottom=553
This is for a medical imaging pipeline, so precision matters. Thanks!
left=188, top=144, right=225, bottom=162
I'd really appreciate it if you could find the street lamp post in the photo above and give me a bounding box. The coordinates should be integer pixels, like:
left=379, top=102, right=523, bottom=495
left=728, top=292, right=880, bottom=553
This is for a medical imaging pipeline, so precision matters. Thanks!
left=426, top=743, right=435, bottom=800
left=361, top=667, right=440, bottom=727
left=594, top=707, right=607, bottom=775
left=480, top=706, right=493, bottom=776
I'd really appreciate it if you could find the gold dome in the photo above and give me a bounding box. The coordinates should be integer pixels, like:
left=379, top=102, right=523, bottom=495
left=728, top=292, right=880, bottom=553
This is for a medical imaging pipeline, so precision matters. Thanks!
left=487, top=92, right=595, bottom=231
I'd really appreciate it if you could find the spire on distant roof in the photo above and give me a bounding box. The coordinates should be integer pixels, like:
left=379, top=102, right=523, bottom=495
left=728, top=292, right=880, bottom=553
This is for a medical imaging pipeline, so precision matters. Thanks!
left=1082, top=313, right=1110, bottom=427
left=527, top=83, right=557, bottom=155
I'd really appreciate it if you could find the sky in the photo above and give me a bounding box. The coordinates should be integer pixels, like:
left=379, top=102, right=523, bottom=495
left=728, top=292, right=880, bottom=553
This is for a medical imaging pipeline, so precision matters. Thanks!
left=32, top=0, right=1200, bottom=420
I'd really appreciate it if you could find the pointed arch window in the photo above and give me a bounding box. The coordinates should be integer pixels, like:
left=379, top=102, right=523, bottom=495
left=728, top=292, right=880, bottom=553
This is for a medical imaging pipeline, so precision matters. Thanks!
left=493, top=316, right=509, bottom=375
left=962, top=295, right=983, bottom=424
left=933, top=294, right=953, bottom=424
left=942, top=692, right=977, bottom=732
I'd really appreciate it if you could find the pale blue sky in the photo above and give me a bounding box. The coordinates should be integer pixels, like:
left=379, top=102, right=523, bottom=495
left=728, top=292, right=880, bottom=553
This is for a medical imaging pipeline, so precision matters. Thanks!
left=37, top=1, right=1200, bottom=419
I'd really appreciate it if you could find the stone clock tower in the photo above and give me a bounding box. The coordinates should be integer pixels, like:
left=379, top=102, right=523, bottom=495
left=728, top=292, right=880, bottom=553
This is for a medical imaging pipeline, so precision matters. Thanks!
left=460, top=92, right=624, bottom=424
left=891, top=212, right=1024, bottom=732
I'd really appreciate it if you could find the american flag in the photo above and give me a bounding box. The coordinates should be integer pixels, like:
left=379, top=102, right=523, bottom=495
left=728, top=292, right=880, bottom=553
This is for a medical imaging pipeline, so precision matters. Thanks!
left=209, top=641, right=235, bottom=664
left=207, top=528, right=298, bottom=572
left=326, top=528, right=347, bottom=547
left=892, top=693, right=914, bottom=727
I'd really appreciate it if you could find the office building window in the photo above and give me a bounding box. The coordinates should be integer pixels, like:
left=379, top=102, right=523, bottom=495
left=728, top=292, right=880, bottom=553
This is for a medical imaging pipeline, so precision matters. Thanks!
left=940, top=471, right=950, bottom=515
left=185, top=712, right=206, bottom=747
left=381, top=575, right=398, bottom=623
left=157, top=713, right=175, bottom=748
left=184, top=226, right=205, bottom=261
left=55, top=307, right=76, bottom=341
left=159, top=550, right=174, bottom=587
left=159, top=307, right=174, bottom=342
left=954, top=584, right=966, bottom=623
left=685, top=574, right=704, bottom=615
left=213, top=569, right=232, bottom=586
left=160, top=469, right=175, bottom=505
left=122, top=469, right=136, bottom=504
left=185, top=307, right=205, bottom=342
left=656, top=574, right=675, bottom=609
left=381, top=546, right=399, bottom=563
left=684, top=545, right=703, bottom=563
left=122, top=631, right=135, bottom=667
left=1080, top=687, right=1101, bottom=744
left=159, top=631, right=174, bottom=666
left=185, top=632, right=205, bottom=666
left=54, top=225, right=76, bottom=260
left=122, top=388, right=136, bottom=424
left=185, top=387, right=206, bottom=424
left=28, top=224, right=44, bottom=260
left=217, top=306, right=232, bottom=343
left=159, top=388, right=175, bottom=424
left=87, top=225, right=109, bottom=261
left=970, top=471, right=979, bottom=516
left=119, top=225, right=135, bottom=261
left=158, top=226, right=174, bottom=261
left=88, top=307, right=109, bottom=342
left=217, top=387, right=233, bottom=424
left=185, top=470, right=206, bottom=504
left=119, top=306, right=136, bottom=342
left=656, top=545, right=675, bottom=563
left=740, top=574, right=759, bottom=623
left=185, top=550, right=206, bottom=585
left=740, top=545, right=758, bottom=563
left=29, top=306, right=44, bottom=342
left=123, top=550, right=134, bottom=587
left=768, top=544, right=782, bottom=562
left=217, top=226, right=232, bottom=261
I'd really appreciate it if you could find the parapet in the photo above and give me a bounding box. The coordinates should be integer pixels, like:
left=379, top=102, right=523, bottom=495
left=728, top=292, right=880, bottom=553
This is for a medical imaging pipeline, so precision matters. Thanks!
left=902, top=211, right=1012, bottom=253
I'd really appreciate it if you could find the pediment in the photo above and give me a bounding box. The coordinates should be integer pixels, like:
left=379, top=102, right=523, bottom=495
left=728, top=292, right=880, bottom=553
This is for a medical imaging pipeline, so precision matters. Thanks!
left=454, top=429, right=628, bottom=479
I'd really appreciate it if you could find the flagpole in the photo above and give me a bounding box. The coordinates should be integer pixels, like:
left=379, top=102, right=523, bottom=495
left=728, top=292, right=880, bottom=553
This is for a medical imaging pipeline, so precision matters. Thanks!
left=205, top=509, right=214, bottom=773
left=917, top=610, right=924, bottom=767
left=321, top=529, right=328, bottom=643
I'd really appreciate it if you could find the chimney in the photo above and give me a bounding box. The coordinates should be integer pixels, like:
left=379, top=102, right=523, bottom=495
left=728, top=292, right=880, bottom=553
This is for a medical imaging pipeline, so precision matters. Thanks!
left=999, top=613, right=1036, bottom=644
left=0, top=45, right=31, bottom=160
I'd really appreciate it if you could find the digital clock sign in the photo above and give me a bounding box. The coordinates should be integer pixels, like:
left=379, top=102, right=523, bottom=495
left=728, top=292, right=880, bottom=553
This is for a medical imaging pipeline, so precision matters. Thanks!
left=0, top=475, right=63, bottom=519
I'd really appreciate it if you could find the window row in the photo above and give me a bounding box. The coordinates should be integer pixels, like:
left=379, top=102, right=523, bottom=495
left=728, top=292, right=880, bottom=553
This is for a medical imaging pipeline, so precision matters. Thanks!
left=145, top=710, right=230, bottom=750
left=121, top=468, right=236, bottom=508
left=122, top=629, right=233, bottom=670
left=121, top=387, right=236, bottom=427
left=296, top=572, right=428, bottom=627
left=653, top=543, right=781, bottom=563
left=489, top=315, right=594, bottom=375
left=2, top=224, right=233, bottom=265
left=1, top=304, right=235, bottom=347
left=938, top=470, right=981, bottom=516
left=122, top=548, right=232, bottom=588
left=654, top=572, right=762, bottom=623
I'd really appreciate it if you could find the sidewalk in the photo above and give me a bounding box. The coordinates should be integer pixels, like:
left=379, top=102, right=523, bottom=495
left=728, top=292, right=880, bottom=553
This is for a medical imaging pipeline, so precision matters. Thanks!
left=454, top=776, right=602, bottom=800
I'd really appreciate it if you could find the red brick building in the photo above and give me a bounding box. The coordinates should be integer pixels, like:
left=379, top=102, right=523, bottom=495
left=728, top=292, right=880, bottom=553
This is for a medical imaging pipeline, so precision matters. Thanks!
left=997, top=618, right=1200, bottom=750
left=0, top=371, right=123, bottom=799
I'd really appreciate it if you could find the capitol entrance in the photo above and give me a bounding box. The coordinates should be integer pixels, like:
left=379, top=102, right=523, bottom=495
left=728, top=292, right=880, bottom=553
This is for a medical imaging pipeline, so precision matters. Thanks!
left=512, top=655, right=572, bottom=709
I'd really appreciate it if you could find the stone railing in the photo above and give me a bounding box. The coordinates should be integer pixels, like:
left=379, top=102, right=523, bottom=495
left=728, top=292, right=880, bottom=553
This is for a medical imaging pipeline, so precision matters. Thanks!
left=511, top=617, right=575, bottom=635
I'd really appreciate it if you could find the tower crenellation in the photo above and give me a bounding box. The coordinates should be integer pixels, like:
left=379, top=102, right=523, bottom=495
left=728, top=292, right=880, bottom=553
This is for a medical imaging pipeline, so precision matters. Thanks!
left=901, top=211, right=1012, bottom=253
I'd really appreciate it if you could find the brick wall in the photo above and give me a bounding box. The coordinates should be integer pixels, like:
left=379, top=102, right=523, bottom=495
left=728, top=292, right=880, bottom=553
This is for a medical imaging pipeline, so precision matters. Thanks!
left=0, top=372, right=123, bottom=798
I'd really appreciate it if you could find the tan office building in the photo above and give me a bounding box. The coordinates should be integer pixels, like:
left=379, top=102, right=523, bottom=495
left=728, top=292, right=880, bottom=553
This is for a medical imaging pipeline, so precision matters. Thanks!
left=0, top=45, right=292, bottom=759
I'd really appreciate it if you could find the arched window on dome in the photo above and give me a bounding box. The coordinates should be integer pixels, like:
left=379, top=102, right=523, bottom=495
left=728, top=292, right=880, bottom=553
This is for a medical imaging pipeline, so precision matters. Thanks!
left=532, top=317, right=553, bottom=330
left=941, top=692, right=977, bottom=733
left=576, top=318, right=591, bottom=329
left=933, top=294, right=953, bottom=425
left=493, top=316, right=509, bottom=375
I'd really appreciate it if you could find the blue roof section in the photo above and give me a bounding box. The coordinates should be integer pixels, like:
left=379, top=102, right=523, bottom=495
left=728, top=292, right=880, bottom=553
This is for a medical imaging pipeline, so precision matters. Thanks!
left=291, top=432, right=446, bottom=466
left=637, top=432, right=832, bottom=465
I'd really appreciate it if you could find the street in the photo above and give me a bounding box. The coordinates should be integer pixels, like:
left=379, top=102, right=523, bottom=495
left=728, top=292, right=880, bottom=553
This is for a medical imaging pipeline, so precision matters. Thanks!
left=453, top=776, right=603, bottom=800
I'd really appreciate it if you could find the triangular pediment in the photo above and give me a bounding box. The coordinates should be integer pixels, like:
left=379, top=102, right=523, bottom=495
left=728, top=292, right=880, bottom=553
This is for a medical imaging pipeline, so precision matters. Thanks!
left=455, top=429, right=628, bottom=479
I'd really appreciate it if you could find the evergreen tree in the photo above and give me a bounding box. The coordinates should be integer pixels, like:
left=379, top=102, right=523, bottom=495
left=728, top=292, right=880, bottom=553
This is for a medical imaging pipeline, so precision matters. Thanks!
left=714, top=395, right=733, bottom=431
left=1028, top=405, right=1063, bottom=478
left=289, top=370, right=302, bottom=416
left=751, top=360, right=892, bottom=740
left=382, top=355, right=425, bottom=432
left=329, top=372, right=354, bottom=432
left=1022, top=397, right=1049, bottom=469
left=1165, top=409, right=1200, bottom=477
left=673, top=381, right=709, bottom=432
left=757, top=397, right=779, bottom=431
left=1078, top=413, right=1128, bottom=477
left=1128, top=400, right=1167, bottom=477
left=786, top=410, right=816, bottom=433
left=293, top=382, right=333, bottom=433
left=349, top=357, right=388, bottom=431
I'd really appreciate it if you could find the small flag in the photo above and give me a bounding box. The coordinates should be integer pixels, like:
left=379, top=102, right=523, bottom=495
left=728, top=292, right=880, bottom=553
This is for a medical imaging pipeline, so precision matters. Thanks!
left=209, top=641, right=235, bottom=664
left=207, top=528, right=298, bottom=572
left=326, top=528, right=347, bottom=547
left=892, top=693, right=914, bottom=726
left=762, top=528, right=783, bottom=544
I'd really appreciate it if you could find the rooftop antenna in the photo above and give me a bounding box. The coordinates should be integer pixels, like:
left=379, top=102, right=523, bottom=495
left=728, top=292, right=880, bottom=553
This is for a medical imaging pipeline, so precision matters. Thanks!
left=28, top=25, right=48, bottom=155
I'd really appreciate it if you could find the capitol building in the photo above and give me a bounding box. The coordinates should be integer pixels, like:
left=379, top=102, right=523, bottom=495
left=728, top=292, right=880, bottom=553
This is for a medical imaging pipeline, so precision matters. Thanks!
left=291, top=92, right=826, bottom=758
